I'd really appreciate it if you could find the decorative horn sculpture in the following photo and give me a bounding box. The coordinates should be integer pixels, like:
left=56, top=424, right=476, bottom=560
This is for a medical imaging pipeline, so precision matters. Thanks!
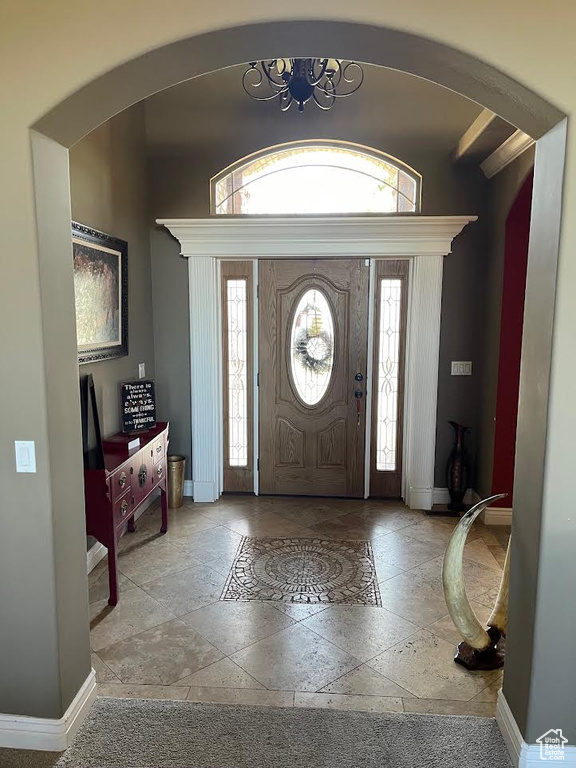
left=442, top=493, right=509, bottom=670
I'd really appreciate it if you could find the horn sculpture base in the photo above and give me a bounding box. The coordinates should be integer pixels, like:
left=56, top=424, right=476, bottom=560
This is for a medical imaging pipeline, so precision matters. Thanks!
left=454, top=632, right=505, bottom=671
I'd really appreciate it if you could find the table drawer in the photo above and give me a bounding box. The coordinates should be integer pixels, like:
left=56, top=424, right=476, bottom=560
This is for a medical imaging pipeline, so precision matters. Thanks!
left=111, top=465, right=133, bottom=502
left=132, top=454, right=154, bottom=507
left=113, top=493, right=132, bottom=528
left=152, top=437, right=165, bottom=464
left=152, top=458, right=166, bottom=488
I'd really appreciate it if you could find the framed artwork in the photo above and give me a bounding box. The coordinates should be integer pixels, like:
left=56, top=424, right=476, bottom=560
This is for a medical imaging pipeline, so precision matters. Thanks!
left=72, top=221, right=128, bottom=364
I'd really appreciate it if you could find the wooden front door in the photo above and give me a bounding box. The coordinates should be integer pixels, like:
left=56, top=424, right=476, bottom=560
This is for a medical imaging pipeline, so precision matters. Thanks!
left=259, top=260, right=369, bottom=497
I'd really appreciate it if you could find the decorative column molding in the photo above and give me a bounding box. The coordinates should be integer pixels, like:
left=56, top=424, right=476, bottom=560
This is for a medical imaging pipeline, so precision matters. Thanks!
left=404, top=254, right=444, bottom=510
left=160, top=215, right=476, bottom=507
left=187, top=256, right=220, bottom=502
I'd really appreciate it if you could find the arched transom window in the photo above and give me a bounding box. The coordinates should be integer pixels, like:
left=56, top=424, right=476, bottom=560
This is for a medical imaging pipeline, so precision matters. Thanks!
left=212, top=141, right=420, bottom=215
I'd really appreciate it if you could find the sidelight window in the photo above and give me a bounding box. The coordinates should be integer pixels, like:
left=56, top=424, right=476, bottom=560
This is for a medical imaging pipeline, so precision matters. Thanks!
left=375, top=279, right=403, bottom=471
left=226, top=279, right=249, bottom=466
left=221, top=261, right=254, bottom=492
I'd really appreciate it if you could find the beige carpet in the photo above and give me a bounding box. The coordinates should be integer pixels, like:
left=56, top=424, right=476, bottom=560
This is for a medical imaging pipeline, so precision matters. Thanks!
left=0, top=747, right=60, bottom=767
left=0, top=697, right=514, bottom=768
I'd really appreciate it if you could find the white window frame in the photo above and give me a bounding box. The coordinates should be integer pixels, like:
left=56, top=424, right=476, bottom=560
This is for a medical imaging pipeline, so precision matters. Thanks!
left=210, top=140, right=422, bottom=215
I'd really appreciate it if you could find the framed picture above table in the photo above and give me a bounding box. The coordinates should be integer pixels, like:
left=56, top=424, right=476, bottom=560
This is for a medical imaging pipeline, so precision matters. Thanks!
left=72, top=221, right=128, bottom=364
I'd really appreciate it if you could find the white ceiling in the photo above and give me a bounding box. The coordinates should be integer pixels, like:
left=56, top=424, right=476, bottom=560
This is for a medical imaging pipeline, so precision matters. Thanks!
left=144, top=62, right=485, bottom=161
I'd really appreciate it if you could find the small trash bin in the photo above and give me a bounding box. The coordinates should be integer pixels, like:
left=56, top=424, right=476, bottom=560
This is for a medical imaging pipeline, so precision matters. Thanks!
left=167, top=455, right=186, bottom=508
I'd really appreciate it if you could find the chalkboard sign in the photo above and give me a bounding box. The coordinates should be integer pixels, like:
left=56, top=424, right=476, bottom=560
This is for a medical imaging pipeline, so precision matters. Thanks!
left=121, top=380, right=156, bottom=433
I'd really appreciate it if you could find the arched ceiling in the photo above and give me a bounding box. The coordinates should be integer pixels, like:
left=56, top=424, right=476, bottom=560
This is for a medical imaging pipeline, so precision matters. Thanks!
left=144, top=63, right=489, bottom=160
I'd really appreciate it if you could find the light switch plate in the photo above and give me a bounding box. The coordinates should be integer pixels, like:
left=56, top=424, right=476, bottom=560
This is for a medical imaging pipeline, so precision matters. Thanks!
left=451, top=361, right=473, bottom=376
left=15, top=441, right=36, bottom=473
left=138, top=363, right=146, bottom=379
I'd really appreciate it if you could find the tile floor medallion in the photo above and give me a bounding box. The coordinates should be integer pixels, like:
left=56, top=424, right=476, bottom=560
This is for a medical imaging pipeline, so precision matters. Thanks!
left=220, top=536, right=382, bottom=606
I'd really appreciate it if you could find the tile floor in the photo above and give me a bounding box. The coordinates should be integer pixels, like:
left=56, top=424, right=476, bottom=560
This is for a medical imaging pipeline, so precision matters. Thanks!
left=89, top=495, right=510, bottom=716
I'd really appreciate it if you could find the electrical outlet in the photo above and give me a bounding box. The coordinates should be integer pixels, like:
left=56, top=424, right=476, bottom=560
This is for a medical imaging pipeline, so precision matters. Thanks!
left=451, top=361, right=472, bottom=376
left=138, top=363, right=146, bottom=379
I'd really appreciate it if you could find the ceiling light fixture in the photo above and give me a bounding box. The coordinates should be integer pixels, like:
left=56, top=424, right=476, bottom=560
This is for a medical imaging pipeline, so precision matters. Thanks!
left=242, top=58, right=364, bottom=113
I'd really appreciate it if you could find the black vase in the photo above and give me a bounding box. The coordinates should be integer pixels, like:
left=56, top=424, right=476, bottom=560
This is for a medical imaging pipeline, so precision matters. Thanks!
left=446, top=421, right=470, bottom=512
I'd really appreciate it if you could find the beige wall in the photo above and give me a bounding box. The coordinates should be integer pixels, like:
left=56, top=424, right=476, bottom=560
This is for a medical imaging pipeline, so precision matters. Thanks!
left=476, top=148, right=535, bottom=498
left=149, top=145, right=490, bottom=487
left=1, top=0, right=574, bottom=746
left=70, top=103, right=155, bottom=439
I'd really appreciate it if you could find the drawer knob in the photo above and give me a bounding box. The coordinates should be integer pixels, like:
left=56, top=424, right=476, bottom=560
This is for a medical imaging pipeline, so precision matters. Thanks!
left=157, top=465, right=163, bottom=478
left=118, top=471, right=127, bottom=489
left=120, top=499, right=128, bottom=517
left=138, top=465, right=148, bottom=487
left=156, top=444, right=162, bottom=453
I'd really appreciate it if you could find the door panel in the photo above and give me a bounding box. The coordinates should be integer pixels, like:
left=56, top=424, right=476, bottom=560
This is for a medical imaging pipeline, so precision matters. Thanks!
left=259, top=260, right=369, bottom=497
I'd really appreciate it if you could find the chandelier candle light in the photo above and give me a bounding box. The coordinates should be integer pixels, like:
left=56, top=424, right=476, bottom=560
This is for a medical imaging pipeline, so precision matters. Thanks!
left=242, top=58, right=364, bottom=112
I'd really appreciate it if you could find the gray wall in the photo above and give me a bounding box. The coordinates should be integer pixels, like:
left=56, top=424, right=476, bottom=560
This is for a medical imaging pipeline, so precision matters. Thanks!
left=70, top=102, right=155, bottom=440
left=504, top=121, right=573, bottom=743
left=150, top=228, right=191, bottom=476
left=149, top=141, right=490, bottom=489
left=476, top=148, right=535, bottom=497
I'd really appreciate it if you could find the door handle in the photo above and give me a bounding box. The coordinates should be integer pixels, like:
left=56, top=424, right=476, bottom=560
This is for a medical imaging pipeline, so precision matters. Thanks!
left=354, top=389, right=364, bottom=426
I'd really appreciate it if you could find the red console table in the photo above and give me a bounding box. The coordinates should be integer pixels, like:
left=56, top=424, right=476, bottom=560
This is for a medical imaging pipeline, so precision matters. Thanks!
left=84, top=422, right=169, bottom=605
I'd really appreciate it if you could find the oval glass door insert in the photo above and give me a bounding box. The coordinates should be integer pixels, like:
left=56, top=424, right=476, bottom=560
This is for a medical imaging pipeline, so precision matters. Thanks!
left=290, top=288, right=335, bottom=406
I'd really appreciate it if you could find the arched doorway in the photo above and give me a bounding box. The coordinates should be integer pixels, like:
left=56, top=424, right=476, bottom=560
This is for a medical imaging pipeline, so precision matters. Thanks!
left=3, top=15, right=568, bottom=758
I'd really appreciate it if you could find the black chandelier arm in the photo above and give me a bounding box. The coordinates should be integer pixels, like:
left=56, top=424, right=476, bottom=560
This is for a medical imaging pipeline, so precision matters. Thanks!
left=242, top=63, right=289, bottom=101
left=312, top=89, right=337, bottom=110
left=260, top=60, right=289, bottom=89
left=242, top=58, right=363, bottom=111
left=279, top=91, right=293, bottom=112
left=308, top=58, right=330, bottom=86
left=340, top=61, right=364, bottom=92
left=314, top=62, right=364, bottom=98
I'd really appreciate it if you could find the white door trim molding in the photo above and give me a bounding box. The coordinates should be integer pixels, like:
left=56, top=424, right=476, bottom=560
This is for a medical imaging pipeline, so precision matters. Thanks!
left=187, top=255, right=221, bottom=502
left=0, top=669, right=96, bottom=751
left=404, top=254, right=443, bottom=510
left=159, top=216, right=476, bottom=508
left=158, top=215, right=476, bottom=259
left=497, top=690, right=576, bottom=767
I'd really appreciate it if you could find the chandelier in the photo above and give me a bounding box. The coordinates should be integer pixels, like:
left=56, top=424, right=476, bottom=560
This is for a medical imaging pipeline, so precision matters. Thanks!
left=242, top=58, right=364, bottom=113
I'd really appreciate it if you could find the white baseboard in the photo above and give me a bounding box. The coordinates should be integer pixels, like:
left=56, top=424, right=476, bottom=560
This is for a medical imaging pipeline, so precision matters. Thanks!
left=497, top=690, right=576, bottom=767
left=432, top=487, right=479, bottom=506
left=191, top=480, right=219, bottom=502
left=431, top=488, right=511, bottom=524
left=483, top=506, right=512, bottom=525
left=86, top=490, right=160, bottom=575
left=0, top=669, right=96, bottom=752
left=86, top=541, right=107, bottom=574
left=183, top=480, right=194, bottom=497
left=407, top=487, right=434, bottom=511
